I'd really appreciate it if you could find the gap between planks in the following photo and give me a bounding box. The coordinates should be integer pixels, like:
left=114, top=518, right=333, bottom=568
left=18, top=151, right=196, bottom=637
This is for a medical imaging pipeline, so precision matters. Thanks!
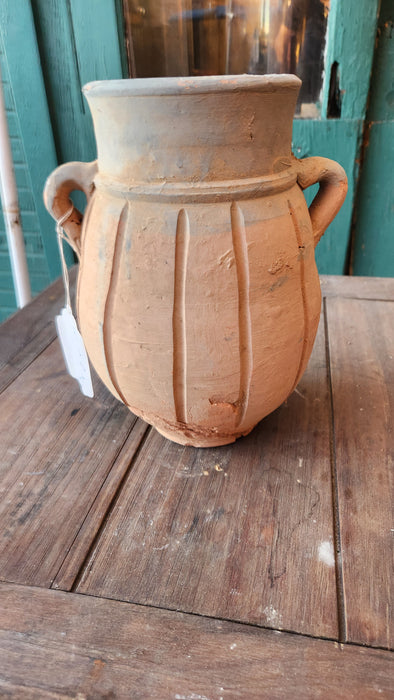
left=69, top=425, right=153, bottom=592
left=1, top=581, right=393, bottom=700
left=0, top=267, right=78, bottom=394
left=2, top=578, right=392, bottom=654
left=325, top=297, right=393, bottom=649
left=0, top=329, right=57, bottom=395
left=51, top=418, right=150, bottom=591
left=323, top=297, right=347, bottom=643
left=0, top=340, right=143, bottom=589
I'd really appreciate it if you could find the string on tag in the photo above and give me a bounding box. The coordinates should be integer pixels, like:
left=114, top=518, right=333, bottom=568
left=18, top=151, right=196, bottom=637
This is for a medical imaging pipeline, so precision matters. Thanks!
left=54, top=204, right=94, bottom=398
left=56, top=204, right=74, bottom=310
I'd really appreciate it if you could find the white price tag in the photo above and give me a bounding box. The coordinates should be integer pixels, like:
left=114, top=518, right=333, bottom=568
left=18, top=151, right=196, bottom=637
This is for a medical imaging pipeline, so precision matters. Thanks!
left=55, top=306, right=94, bottom=398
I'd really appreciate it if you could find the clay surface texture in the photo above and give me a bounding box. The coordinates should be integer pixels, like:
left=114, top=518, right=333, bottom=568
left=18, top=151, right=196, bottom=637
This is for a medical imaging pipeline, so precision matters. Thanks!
left=44, top=75, right=347, bottom=446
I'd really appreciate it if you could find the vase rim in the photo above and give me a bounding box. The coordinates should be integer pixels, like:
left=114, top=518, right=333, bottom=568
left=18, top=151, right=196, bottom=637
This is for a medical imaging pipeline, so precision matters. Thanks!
left=83, top=74, right=301, bottom=98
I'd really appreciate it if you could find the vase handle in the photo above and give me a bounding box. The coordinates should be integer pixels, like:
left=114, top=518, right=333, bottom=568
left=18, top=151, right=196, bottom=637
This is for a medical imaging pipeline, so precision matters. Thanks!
left=43, top=160, right=98, bottom=259
left=296, top=156, right=348, bottom=247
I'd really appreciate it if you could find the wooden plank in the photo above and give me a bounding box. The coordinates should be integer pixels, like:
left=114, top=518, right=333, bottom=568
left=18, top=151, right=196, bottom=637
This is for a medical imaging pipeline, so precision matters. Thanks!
left=0, top=268, right=77, bottom=393
left=0, top=338, right=143, bottom=588
left=52, top=421, right=150, bottom=591
left=320, top=274, right=394, bottom=301
left=0, top=321, right=55, bottom=393
left=76, top=319, right=339, bottom=639
left=1, top=583, right=393, bottom=699
left=326, top=297, right=393, bottom=648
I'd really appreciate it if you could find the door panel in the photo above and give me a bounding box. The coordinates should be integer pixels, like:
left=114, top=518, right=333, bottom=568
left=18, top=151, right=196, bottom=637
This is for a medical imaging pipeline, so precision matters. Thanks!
left=0, top=0, right=125, bottom=321
left=352, top=0, right=394, bottom=276
left=299, top=0, right=379, bottom=274
left=31, top=0, right=124, bottom=164
left=0, top=0, right=60, bottom=320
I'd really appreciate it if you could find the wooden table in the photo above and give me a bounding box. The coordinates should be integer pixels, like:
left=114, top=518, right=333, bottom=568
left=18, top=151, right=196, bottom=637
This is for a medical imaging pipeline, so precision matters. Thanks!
left=0, top=271, right=393, bottom=698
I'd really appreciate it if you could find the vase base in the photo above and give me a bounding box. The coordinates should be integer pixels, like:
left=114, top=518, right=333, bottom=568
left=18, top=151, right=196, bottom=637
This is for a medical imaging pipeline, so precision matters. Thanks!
left=155, top=423, right=253, bottom=448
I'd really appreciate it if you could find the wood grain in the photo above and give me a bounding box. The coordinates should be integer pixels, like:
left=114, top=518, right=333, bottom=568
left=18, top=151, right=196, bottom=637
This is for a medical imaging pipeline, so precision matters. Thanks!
left=327, top=297, right=393, bottom=648
left=320, top=274, right=394, bottom=301
left=0, top=338, right=143, bottom=587
left=0, top=268, right=77, bottom=393
left=76, top=318, right=339, bottom=639
left=52, top=420, right=149, bottom=592
left=1, top=582, right=393, bottom=700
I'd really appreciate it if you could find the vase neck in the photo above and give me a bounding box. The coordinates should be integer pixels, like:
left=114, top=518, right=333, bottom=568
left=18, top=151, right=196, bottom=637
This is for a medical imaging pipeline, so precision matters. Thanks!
left=84, top=76, right=300, bottom=184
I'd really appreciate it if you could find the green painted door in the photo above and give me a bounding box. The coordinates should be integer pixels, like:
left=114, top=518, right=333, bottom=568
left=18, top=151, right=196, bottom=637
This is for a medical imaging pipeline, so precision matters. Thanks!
left=292, top=0, right=381, bottom=274
left=0, top=0, right=59, bottom=321
left=351, top=0, right=394, bottom=276
left=0, top=0, right=392, bottom=321
left=0, top=0, right=125, bottom=321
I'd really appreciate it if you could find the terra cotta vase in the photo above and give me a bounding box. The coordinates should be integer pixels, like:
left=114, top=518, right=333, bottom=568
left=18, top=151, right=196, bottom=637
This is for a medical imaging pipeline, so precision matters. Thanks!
left=44, top=75, right=347, bottom=447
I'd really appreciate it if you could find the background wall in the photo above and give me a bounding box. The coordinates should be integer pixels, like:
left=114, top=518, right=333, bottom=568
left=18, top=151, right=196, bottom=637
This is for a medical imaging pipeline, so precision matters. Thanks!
left=0, top=0, right=392, bottom=322
left=351, top=0, right=394, bottom=276
left=0, top=0, right=125, bottom=321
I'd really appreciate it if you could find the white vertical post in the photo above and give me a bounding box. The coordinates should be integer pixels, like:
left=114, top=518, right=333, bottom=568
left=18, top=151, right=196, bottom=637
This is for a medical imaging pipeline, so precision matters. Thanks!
left=0, top=63, right=31, bottom=308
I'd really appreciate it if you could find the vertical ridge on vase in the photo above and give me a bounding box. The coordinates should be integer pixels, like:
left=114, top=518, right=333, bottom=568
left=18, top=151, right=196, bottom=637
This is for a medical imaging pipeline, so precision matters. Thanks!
left=172, top=208, right=190, bottom=424
left=288, top=200, right=309, bottom=392
left=76, top=195, right=95, bottom=323
left=102, top=202, right=130, bottom=406
left=230, top=201, right=253, bottom=428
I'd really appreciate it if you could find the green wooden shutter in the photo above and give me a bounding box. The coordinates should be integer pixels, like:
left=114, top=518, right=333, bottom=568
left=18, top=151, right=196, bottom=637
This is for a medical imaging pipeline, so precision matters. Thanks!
left=31, top=0, right=125, bottom=164
left=0, top=0, right=61, bottom=321
left=0, top=0, right=125, bottom=322
left=292, top=0, right=380, bottom=275
left=351, top=0, right=394, bottom=276
left=0, top=0, right=388, bottom=323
